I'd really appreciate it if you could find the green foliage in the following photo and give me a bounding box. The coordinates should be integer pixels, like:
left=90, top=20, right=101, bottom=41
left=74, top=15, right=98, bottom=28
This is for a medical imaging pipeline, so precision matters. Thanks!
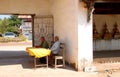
left=8, top=15, right=21, bottom=28
left=0, top=15, right=21, bottom=34
left=19, top=35, right=27, bottom=41
left=0, top=18, right=9, bottom=34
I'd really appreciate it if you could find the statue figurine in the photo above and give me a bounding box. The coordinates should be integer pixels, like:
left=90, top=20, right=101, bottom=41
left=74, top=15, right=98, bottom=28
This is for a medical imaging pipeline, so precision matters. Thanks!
left=93, top=23, right=101, bottom=40
left=102, top=23, right=112, bottom=40
left=112, top=23, right=120, bottom=39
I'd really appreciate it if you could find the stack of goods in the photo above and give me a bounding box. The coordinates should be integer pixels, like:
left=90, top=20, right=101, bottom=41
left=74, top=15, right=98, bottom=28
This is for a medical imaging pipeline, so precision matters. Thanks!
left=93, top=23, right=101, bottom=40
left=112, top=23, right=120, bottom=39
left=102, top=23, right=112, bottom=40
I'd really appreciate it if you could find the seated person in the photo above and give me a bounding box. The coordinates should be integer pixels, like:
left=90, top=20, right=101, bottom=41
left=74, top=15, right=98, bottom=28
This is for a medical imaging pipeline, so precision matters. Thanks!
left=50, top=36, right=60, bottom=55
left=49, top=36, right=60, bottom=63
left=38, top=36, right=49, bottom=63
left=39, top=36, right=49, bottom=48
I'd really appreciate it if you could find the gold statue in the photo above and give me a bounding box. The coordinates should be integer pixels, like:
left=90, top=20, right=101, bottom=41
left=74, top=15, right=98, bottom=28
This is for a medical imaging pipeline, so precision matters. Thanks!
left=102, top=23, right=112, bottom=40
left=112, top=23, right=120, bottom=39
left=93, top=23, right=101, bottom=40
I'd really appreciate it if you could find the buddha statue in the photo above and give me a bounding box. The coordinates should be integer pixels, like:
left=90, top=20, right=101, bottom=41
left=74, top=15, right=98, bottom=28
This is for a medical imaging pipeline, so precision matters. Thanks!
left=102, top=23, right=112, bottom=40
left=93, top=23, right=101, bottom=40
left=112, top=23, right=120, bottom=39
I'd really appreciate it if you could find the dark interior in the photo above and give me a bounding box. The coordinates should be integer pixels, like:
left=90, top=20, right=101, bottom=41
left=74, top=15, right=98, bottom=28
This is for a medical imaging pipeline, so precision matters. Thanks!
left=94, top=2, right=120, bottom=14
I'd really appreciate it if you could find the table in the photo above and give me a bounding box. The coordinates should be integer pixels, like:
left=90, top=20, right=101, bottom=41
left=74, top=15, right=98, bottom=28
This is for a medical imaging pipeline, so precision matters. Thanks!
left=26, top=47, right=51, bottom=69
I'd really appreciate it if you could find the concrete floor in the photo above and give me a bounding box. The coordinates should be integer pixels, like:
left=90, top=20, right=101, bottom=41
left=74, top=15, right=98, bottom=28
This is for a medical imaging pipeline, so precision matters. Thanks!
left=0, top=41, right=120, bottom=77
left=0, top=50, right=98, bottom=77
left=0, top=41, right=96, bottom=77
left=94, top=50, right=120, bottom=64
left=0, top=51, right=120, bottom=77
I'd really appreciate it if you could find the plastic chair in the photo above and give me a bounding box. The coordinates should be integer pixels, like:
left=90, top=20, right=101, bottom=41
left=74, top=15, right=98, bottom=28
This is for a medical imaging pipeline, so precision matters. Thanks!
left=54, top=43, right=65, bottom=68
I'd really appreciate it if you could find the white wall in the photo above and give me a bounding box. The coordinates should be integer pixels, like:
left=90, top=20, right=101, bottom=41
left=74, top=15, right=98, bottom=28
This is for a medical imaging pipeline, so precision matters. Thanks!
left=0, top=0, right=50, bottom=16
left=50, top=0, right=93, bottom=71
left=78, top=2, right=93, bottom=71
left=50, top=0, right=78, bottom=68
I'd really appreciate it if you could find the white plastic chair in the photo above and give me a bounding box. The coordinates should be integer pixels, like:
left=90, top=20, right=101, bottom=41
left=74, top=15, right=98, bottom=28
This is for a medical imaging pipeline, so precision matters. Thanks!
left=54, top=43, right=65, bottom=68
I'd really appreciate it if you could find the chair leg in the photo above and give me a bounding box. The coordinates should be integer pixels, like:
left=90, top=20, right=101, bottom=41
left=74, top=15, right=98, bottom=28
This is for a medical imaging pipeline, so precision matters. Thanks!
left=55, top=59, right=57, bottom=68
left=46, top=56, right=48, bottom=68
left=34, top=57, right=36, bottom=69
left=63, top=59, right=65, bottom=68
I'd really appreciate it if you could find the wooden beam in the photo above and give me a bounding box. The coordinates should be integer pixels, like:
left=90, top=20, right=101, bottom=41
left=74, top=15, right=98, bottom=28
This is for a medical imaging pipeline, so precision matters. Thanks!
left=95, top=0, right=120, bottom=3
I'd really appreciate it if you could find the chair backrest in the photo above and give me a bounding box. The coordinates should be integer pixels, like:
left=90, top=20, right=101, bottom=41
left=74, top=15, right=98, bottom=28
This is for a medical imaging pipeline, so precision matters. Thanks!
left=58, top=43, right=65, bottom=56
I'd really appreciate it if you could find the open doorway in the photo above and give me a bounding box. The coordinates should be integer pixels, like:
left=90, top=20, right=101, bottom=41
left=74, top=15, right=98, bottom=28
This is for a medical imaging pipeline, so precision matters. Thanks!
left=93, top=2, right=120, bottom=63
left=0, top=14, right=33, bottom=51
left=0, top=14, right=54, bottom=69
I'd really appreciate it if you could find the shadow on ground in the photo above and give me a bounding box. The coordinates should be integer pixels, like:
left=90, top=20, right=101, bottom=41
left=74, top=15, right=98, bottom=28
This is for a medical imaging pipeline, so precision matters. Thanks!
left=0, top=51, right=75, bottom=71
left=93, top=50, right=120, bottom=63
left=0, top=50, right=35, bottom=69
left=94, top=50, right=120, bottom=58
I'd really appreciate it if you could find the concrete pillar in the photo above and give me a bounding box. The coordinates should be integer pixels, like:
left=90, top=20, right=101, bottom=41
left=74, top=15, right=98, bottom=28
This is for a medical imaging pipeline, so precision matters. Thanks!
left=77, top=2, right=94, bottom=71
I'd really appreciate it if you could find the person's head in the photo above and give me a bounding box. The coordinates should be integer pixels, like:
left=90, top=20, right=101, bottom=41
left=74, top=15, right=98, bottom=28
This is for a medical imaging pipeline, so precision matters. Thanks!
left=40, top=36, right=45, bottom=42
left=54, top=36, right=59, bottom=42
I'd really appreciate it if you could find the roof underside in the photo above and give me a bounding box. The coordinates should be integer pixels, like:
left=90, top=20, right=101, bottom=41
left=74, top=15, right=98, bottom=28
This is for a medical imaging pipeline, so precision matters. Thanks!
left=94, top=0, right=120, bottom=14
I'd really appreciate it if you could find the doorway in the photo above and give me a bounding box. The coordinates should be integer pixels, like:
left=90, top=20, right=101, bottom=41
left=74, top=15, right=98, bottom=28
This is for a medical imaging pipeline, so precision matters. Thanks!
left=93, top=2, right=120, bottom=63
left=0, top=14, right=33, bottom=51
